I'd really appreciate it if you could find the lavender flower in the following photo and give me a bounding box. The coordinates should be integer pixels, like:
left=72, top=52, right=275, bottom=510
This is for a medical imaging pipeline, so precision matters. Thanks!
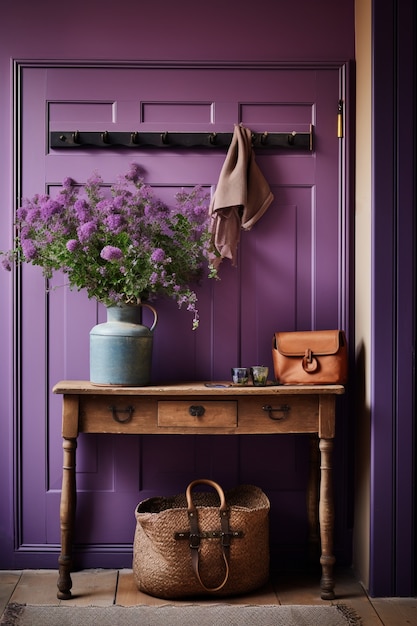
left=113, top=194, right=127, bottom=210
left=125, top=163, right=142, bottom=182
left=20, top=238, right=37, bottom=261
left=1, top=254, right=12, bottom=271
left=105, top=214, right=124, bottom=233
left=96, top=199, right=114, bottom=213
left=62, top=177, right=74, bottom=189
left=74, top=199, right=90, bottom=222
left=150, top=248, right=165, bottom=263
left=66, top=239, right=78, bottom=252
left=25, top=206, right=41, bottom=225
left=0, top=165, right=217, bottom=328
left=77, top=221, right=97, bottom=243
left=100, top=245, right=123, bottom=261
left=41, top=199, right=61, bottom=220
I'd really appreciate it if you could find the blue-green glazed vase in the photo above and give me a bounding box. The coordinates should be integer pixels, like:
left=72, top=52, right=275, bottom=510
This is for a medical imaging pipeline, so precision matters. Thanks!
left=90, top=303, right=158, bottom=386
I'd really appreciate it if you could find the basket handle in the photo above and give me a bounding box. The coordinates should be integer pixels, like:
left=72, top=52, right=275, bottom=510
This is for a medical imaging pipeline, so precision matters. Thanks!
left=186, top=479, right=231, bottom=592
left=186, top=479, right=227, bottom=511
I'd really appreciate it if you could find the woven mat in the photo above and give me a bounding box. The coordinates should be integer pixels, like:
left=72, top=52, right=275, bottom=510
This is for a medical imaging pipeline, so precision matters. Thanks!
left=1, top=602, right=362, bottom=626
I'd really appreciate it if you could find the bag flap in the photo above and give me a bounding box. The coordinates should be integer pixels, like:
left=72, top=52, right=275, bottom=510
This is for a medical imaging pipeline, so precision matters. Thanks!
left=274, top=330, right=344, bottom=357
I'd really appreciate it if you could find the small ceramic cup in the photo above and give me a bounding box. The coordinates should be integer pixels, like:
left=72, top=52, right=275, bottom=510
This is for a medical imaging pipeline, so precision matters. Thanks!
left=231, top=367, right=249, bottom=385
left=250, top=366, right=269, bottom=386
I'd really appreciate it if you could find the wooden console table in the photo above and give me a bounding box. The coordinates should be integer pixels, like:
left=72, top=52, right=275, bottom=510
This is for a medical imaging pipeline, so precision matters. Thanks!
left=53, top=380, right=345, bottom=601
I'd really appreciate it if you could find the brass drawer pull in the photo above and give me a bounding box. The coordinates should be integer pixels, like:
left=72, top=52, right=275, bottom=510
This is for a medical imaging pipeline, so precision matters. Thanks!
left=262, top=404, right=291, bottom=421
left=109, top=405, right=134, bottom=423
left=189, top=405, right=205, bottom=417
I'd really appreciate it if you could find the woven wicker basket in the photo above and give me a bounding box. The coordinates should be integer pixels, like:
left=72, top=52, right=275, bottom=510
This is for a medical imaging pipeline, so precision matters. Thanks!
left=133, top=479, right=270, bottom=599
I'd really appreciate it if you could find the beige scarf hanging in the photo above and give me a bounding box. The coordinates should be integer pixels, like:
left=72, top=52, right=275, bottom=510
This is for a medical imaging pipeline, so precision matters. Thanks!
left=209, top=124, right=274, bottom=268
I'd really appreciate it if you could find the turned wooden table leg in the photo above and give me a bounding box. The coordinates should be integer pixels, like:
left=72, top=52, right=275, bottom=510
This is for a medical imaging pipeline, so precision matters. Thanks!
left=319, top=437, right=336, bottom=600
left=57, top=437, right=77, bottom=600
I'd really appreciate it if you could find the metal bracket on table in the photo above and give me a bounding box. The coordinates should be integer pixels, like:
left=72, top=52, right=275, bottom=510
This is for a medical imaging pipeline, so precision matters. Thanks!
left=109, top=405, right=135, bottom=423
left=188, top=405, right=206, bottom=417
left=262, top=404, right=291, bottom=420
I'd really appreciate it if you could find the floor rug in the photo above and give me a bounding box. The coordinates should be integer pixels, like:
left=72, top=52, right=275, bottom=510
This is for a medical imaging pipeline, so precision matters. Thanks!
left=1, top=602, right=362, bottom=626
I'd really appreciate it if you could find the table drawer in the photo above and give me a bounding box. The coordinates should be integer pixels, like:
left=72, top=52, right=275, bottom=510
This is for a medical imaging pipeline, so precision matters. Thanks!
left=158, top=400, right=237, bottom=428
left=237, top=396, right=319, bottom=433
left=79, top=395, right=157, bottom=432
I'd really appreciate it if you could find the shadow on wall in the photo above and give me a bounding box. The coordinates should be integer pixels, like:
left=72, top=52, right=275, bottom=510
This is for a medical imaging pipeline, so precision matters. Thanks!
left=352, top=341, right=371, bottom=590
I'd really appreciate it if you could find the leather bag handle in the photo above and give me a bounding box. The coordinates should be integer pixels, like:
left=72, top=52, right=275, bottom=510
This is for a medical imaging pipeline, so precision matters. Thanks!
left=186, top=479, right=231, bottom=592
left=186, top=478, right=227, bottom=511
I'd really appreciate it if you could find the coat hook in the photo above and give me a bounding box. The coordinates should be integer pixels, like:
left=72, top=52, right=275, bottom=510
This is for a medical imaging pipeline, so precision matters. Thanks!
left=161, top=131, right=169, bottom=145
left=209, top=132, right=217, bottom=145
left=261, top=132, right=268, bottom=145
left=72, top=131, right=81, bottom=144
left=131, top=132, right=139, bottom=144
left=101, top=131, right=110, bottom=144
left=288, top=131, right=297, bottom=146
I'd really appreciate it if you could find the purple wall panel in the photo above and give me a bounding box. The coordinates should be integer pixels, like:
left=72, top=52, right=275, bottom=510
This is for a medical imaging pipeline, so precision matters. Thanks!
left=241, top=103, right=312, bottom=127
left=142, top=102, right=212, bottom=124
left=239, top=202, right=295, bottom=368
left=0, top=0, right=358, bottom=573
left=20, top=266, right=48, bottom=546
left=49, top=102, right=114, bottom=124
left=14, top=62, right=350, bottom=569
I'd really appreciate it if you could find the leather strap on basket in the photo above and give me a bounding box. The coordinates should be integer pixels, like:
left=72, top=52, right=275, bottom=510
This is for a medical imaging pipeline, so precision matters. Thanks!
left=186, top=479, right=231, bottom=592
left=302, top=348, right=318, bottom=373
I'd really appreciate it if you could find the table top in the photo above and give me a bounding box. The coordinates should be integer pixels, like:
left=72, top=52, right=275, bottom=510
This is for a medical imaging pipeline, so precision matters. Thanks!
left=53, top=380, right=345, bottom=397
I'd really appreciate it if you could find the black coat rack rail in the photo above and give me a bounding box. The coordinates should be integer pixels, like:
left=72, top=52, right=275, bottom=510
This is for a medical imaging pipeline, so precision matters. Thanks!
left=50, top=128, right=313, bottom=150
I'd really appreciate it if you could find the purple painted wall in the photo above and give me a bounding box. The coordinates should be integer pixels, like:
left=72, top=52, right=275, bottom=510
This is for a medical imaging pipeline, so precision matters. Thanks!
left=14, top=0, right=417, bottom=595
left=0, top=0, right=354, bottom=567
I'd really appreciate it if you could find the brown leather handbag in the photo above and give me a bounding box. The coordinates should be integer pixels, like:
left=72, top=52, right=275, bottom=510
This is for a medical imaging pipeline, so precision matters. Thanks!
left=272, top=329, right=348, bottom=385
left=133, top=478, right=270, bottom=599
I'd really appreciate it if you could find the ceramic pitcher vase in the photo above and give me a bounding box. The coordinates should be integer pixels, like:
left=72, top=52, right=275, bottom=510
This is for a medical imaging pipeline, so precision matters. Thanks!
left=90, top=302, right=158, bottom=386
